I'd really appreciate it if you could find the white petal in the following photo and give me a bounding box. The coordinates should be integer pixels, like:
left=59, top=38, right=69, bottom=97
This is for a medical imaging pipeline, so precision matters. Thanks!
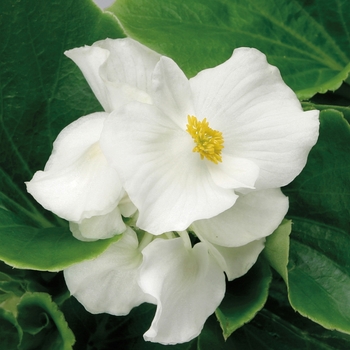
left=139, top=237, right=225, bottom=344
left=191, top=188, right=288, bottom=247
left=100, top=102, right=238, bottom=235
left=207, top=154, right=260, bottom=189
left=151, top=57, right=195, bottom=128
left=205, top=238, right=265, bottom=281
left=190, top=47, right=319, bottom=189
left=118, top=192, right=138, bottom=217
left=26, top=113, right=123, bottom=222
left=64, top=227, right=154, bottom=315
left=69, top=206, right=126, bottom=241
left=65, top=38, right=161, bottom=112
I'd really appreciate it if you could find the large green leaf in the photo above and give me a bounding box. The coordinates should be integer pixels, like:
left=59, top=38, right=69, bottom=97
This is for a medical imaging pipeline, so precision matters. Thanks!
left=0, top=208, right=121, bottom=271
left=109, top=0, right=350, bottom=99
left=283, top=109, right=350, bottom=233
left=216, top=257, right=272, bottom=339
left=265, top=217, right=350, bottom=335
left=288, top=218, right=350, bottom=334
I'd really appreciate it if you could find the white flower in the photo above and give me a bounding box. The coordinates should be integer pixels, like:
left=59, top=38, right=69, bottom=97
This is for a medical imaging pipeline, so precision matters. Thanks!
left=101, top=47, right=319, bottom=235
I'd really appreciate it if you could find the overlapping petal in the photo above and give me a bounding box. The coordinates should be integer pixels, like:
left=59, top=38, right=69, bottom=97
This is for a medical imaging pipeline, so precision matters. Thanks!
left=138, top=236, right=225, bottom=344
left=191, top=188, right=289, bottom=247
left=65, top=38, right=161, bottom=112
left=69, top=206, right=126, bottom=241
left=100, top=102, right=238, bottom=234
left=26, top=112, right=123, bottom=222
left=64, top=227, right=155, bottom=315
left=204, top=238, right=266, bottom=281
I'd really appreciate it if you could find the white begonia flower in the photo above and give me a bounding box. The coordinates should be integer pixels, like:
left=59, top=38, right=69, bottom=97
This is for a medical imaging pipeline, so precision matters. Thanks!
left=101, top=48, right=319, bottom=235
left=64, top=227, right=156, bottom=315
left=138, top=232, right=225, bottom=344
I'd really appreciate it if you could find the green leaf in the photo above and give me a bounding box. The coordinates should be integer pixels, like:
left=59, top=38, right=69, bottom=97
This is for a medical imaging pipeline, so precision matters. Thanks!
left=288, top=218, right=350, bottom=334
left=266, top=217, right=350, bottom=335
left=230, top=307, right=350, bottom=350
left=110, top=0, right=350, bottom=99
left=263, top=220, right=292, bottom=282
left=216, top=256, right=272, bottom=339
left=0, top=0, right=124, bottom=230
left=302, top=101, right=350, bottom=124
left=0, top=208, right=121, bottom=271
left=17, top=292, right=75, bottom=350
left=283, top=109, right=350, bottom=232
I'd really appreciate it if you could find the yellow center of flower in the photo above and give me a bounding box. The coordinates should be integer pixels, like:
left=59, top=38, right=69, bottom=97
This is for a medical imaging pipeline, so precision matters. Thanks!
left=186, top=115, right=224, bottom=164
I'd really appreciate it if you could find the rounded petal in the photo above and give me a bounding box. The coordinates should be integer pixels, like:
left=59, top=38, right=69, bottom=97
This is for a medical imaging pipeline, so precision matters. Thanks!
left=64, top=227, right=154, bottom=315
left=151, top=57, right=195, bottom=128
left=100, top=102, right=238, bottom=235
left=191, top=188, right=289, bottom=247
left=205, top=238, right=265, bottom=281
left=26, top=113, right=123, bottom=222
left=65, top=38, right=161, bottom=112
left=190, top=47, right=319, bottom=189
left=69, top=206, right=126, bottom=241
left=139, top=237, right=225, bottom=344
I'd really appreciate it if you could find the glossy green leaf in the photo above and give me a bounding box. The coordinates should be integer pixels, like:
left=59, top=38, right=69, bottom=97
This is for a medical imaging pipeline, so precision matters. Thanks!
left=0, top=208, right=121, bottom=271
left=288, top=218, right=350, bottom=334
left=110, top=0, right=350, bottom=99
left=283, top=109, right=350, bottom=232
left=216, top=257, right=272, bottom=339
left=266, top=217, right=350, bottom=335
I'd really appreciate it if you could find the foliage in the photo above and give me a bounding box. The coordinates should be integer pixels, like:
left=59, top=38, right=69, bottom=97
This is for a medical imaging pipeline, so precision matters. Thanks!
left=0, top=0, right=349, bottom=348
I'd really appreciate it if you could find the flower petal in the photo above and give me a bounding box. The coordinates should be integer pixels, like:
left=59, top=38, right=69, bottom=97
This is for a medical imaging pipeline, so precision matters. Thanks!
left=151, top=57, right=195, bottom=128
left=205, top=238, right=265, bottom=281
left=26, top=112, right=123, bottom=222
left=191, top=188, right=288, bottom=247
left=207, top=154, right=260, bottom=189
left=190, top=47, right=319, bottom=189
left=65, top=38, right=161, bottom=112
left=64, top=227, right=154, bottom=315
left=100, top=102, right=238, bottom=234
left=69, top=205, right=126, bottom=241
left=139, top=237, right=225, bottom=344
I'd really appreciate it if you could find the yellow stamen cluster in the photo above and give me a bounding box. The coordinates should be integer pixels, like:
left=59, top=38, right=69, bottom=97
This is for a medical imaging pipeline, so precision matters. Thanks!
left=186, top=115, right=224, bottom=164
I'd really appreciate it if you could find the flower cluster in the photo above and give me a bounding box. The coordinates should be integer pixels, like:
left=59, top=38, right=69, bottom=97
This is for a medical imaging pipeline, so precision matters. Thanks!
left=26, top=38, right=319, bottom=344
